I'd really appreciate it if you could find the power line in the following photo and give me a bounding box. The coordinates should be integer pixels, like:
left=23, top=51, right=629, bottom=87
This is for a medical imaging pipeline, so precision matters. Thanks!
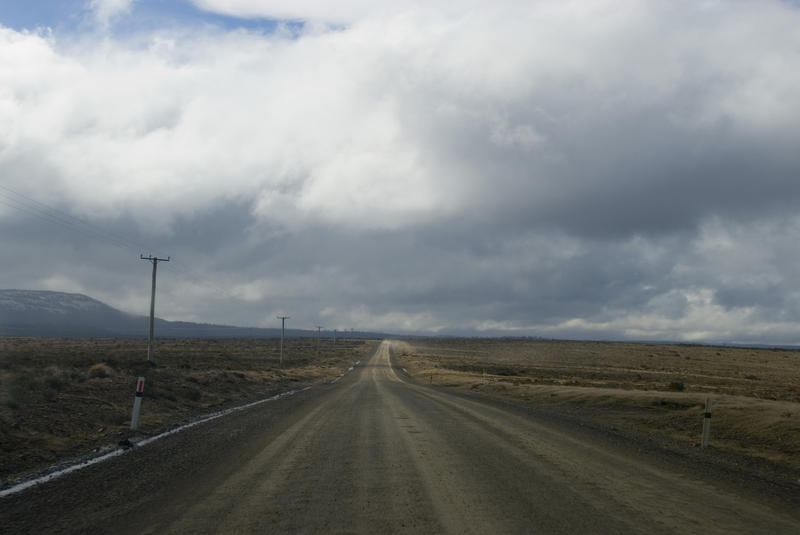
left=157, top=257, right=234, bottom=300
left=0, top=188, right=143, bottom=253
left=0, top=184, right=234, bottom=299
left=0, top=185, right=146, bottom=250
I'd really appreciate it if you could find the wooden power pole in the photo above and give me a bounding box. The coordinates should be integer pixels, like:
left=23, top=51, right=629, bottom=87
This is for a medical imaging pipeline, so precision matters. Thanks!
left=140, top=255, right=169, bottom=361
left=277, top=315, right=290, bottom=368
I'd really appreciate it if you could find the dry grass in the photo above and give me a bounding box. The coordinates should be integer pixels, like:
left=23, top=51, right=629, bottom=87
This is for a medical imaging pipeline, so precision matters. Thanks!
left=0, top=336, right=375, bottom=485
left=393, top=339, right=800, bottom=470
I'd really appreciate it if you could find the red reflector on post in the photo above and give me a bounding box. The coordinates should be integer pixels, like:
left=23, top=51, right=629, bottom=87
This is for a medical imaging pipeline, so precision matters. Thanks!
left=131, top=377, right=146, bottom=430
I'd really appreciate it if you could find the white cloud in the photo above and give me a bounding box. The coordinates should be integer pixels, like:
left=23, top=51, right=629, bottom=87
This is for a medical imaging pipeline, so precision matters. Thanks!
left=37, top=275, right=89, bottom=295
left=530, top=291, right=795, bottom=345
left=4, top=1, right=800, bottom=341
left=2, top=3, right=799, bottom=235
left=88, top=0, right=136, bottom=29
left=322, top=305, right=445, bottom=333
left=190, top=0, right=532, bottom=24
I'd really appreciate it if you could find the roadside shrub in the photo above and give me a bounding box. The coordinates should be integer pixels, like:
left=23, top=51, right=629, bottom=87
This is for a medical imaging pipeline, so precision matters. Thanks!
left=669, top=381, right=685, bottom=391
left=44, top=366, right=66, bottom=390
left=88, top=363, right=113, bottom=379
left=45, top=376, right=65, bottom=390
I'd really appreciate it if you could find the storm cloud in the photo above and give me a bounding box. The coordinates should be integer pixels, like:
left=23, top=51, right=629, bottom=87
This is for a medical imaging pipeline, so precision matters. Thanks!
left=2, top=0, right=800, bottom=343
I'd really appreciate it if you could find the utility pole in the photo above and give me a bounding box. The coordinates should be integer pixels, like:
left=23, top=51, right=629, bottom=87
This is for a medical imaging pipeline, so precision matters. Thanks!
left=315, top=325, right=323, bottom=354
left=140, top=255, right=169, bottom=361
left=277, top=315, right=290, bottom=369
left=333, top=328, right=337, bottom=345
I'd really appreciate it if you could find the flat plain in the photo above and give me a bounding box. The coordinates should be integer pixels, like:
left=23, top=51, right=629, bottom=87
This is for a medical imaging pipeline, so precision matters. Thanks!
left=394, top=338, right=800, bottom=473
left=0, top=336, right=374, bottom=486
left=4, top=340, right=800, bottom=534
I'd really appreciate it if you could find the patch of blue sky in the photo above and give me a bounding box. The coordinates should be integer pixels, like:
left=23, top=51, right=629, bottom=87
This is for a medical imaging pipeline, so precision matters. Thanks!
left=0, top=0, right=86, bottom=32
left=0, top=0, right=303, bottom=36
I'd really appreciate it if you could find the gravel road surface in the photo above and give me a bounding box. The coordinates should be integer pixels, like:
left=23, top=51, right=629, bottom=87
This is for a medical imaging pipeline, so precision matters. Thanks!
left=3, top=340, right=799, bottom=534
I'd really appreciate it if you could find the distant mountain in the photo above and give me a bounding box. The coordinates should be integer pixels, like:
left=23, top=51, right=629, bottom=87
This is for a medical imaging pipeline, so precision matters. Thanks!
left=0, top=290, right=383, bottom=339
left=0, top=290, right=141, bottom=337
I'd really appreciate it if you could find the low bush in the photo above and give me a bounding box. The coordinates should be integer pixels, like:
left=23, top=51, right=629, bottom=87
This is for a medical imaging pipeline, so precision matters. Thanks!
left=668, top=381, right=685, bottom=391
left=87, top=363, right=113, bottom=379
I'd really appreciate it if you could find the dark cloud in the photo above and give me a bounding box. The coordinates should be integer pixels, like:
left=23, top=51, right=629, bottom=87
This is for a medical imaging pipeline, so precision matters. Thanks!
left=3, top=2, right=800, bottom=343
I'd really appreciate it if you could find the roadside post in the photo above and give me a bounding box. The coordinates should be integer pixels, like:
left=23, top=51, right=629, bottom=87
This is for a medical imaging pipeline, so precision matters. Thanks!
left=701, top=398, right=712, bottom=448
left=131, top=377, right=145, bottom=431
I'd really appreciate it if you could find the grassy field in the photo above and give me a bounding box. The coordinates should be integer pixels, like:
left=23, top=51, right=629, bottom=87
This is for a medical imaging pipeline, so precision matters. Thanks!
left=394, top=339, right=800, bottom=471
left=4, top=336, right=799, bottom=487
left=0, top=336, right=375, bottom=486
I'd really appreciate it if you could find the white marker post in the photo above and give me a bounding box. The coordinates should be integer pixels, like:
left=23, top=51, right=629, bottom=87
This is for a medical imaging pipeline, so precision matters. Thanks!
left=131, top=377, right=145, bottom=431
left=701, top=398, right=712, bottom=448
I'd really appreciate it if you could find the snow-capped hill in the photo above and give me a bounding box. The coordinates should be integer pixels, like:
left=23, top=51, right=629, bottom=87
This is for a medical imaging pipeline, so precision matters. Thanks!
left=0, top=290, right=109, bottom=315
left=0, top=289, right=308, bottom=339
left=0, top=289, right=383, bottom=339
left=0, top=289, right=140, bottom=337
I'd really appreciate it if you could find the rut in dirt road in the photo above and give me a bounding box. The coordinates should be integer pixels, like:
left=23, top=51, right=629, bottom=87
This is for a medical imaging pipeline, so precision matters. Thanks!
left=3, top=340, right=800, bottom=534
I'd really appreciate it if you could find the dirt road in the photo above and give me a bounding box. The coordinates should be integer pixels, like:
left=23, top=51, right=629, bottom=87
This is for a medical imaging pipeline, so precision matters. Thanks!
left=3, top=341, right=799, bottom=533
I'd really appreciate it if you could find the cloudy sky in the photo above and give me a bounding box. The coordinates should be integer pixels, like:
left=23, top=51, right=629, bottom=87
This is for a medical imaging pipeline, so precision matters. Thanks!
left=2, top=0, right=800, bottom=343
